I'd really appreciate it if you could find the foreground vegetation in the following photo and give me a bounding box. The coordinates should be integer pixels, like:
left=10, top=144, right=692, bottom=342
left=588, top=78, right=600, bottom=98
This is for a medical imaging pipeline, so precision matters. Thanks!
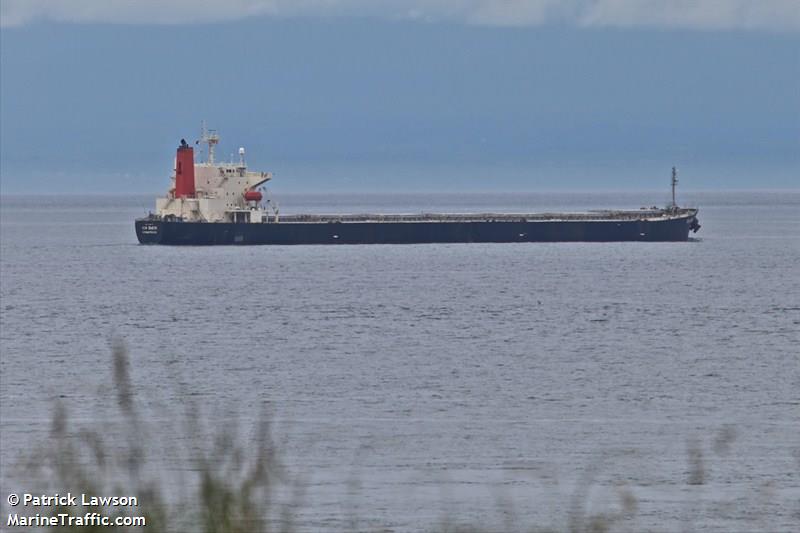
left=12, top=341, right=724, bottom=532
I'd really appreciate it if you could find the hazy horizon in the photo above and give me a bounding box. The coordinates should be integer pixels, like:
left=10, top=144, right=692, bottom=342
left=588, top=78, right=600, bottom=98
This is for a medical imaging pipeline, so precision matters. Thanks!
left=1, top=4, right=798, bottom=194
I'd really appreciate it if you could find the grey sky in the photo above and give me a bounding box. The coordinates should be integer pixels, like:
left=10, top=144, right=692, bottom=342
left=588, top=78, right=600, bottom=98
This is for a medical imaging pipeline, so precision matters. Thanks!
left=3, top=0, right=800, bottom=31
left=1, top=1, right=798, bottom=193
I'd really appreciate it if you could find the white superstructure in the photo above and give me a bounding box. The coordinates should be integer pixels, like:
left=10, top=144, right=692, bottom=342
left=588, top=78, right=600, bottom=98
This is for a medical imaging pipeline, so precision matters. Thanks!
left=154, top=125, right=274, bottom=223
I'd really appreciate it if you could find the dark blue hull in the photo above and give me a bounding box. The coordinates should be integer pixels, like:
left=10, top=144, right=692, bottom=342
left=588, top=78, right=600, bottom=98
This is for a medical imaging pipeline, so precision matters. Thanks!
left=136, top=214, right=698, bottom=245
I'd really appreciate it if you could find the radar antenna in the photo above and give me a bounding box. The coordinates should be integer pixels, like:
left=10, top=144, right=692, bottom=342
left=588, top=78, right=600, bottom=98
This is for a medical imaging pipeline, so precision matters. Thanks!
left=200, top=120, right=220, bottom=165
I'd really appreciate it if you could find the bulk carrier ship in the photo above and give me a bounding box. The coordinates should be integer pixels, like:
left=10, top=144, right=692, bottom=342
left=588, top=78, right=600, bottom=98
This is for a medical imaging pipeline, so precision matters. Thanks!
left=135, top=127, right=700, bottom=245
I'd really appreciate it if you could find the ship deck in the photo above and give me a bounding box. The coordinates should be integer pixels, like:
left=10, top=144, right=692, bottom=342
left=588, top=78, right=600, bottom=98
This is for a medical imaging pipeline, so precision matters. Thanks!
left=275, top=209, right=696, bottom=224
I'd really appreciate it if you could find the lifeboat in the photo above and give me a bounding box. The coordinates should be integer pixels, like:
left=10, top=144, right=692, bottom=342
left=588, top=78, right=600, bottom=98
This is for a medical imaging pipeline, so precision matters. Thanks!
left=244, top=190, right=262, bottom=202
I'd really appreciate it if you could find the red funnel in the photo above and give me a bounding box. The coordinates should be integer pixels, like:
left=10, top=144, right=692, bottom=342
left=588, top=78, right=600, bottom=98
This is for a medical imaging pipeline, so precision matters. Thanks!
left=175, top=142, right=195, bottom=198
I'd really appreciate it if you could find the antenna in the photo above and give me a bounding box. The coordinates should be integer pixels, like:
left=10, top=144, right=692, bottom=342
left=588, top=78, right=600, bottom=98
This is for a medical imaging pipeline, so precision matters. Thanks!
left=671, top=166, right=678, bottom=208
left=200, top=120, right=220, bottom=165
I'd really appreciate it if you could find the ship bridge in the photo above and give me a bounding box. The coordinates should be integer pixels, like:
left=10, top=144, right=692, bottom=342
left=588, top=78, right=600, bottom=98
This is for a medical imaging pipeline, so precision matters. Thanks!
left=154, top=124, right=273, bottom=223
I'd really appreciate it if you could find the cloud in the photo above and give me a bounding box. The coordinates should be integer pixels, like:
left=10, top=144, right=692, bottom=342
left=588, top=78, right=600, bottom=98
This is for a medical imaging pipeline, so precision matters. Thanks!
left=2, top=0, right=798, bottom=31
left=579, top=0, right=800, bottom=31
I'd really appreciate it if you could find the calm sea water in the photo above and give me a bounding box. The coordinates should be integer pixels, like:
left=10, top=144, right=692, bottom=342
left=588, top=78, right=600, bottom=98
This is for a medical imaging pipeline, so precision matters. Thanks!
left=1, top=191, right=798, bottom=532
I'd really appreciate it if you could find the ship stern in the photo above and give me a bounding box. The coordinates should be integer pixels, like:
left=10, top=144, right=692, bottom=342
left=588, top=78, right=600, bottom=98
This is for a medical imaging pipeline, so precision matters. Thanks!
left=135, top=218, right=164, bottom=244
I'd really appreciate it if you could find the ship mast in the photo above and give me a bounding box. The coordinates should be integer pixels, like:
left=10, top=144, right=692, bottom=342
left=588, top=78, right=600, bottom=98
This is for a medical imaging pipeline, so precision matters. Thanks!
left=671, top=166, right=678, bottom=208
left=200, top=120, right=220, bottom=165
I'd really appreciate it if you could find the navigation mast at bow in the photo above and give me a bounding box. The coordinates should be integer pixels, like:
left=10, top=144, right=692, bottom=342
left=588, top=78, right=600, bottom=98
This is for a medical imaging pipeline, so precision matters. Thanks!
left=671, top=166, right=679, bottom=209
